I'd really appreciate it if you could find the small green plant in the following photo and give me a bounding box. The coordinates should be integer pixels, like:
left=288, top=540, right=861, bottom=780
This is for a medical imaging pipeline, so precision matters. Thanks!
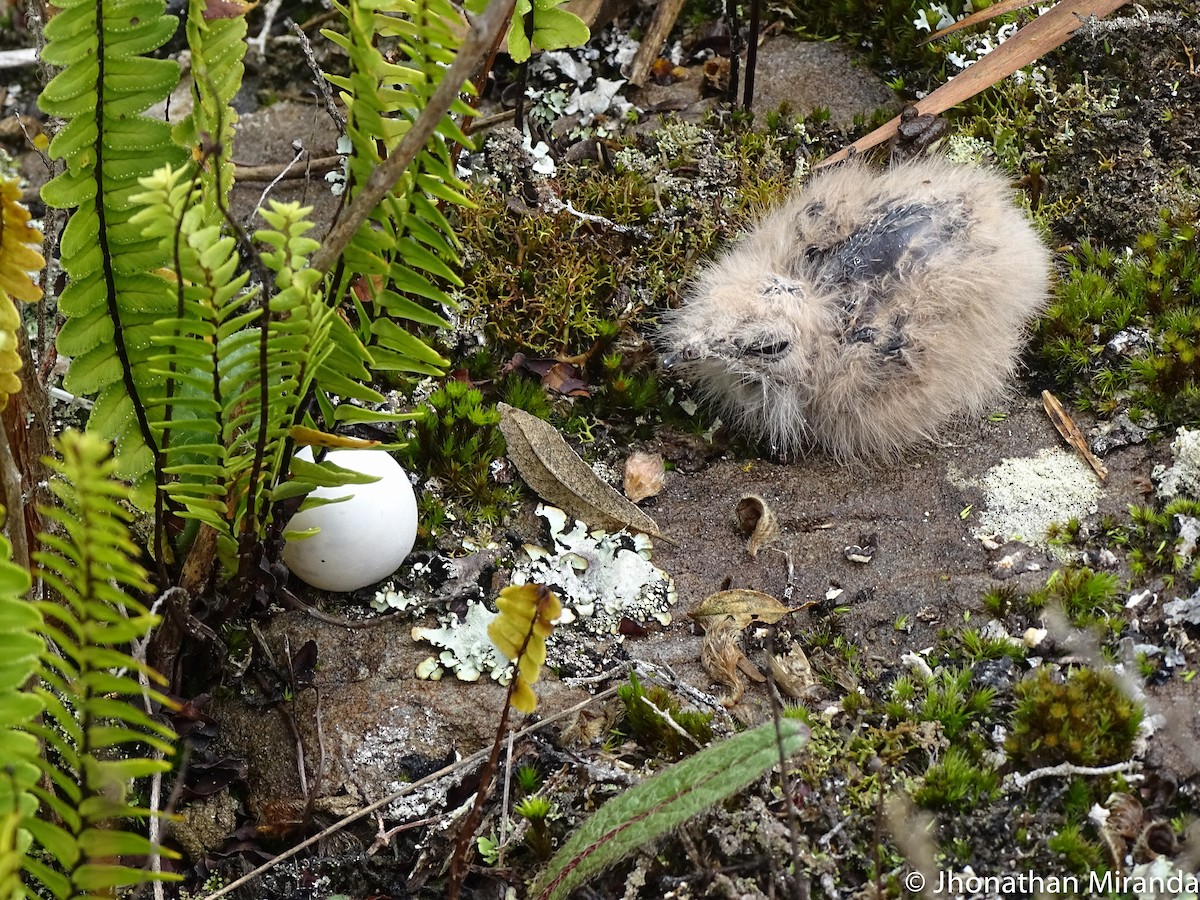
left=1046, top=821, right=1105, bottom=875
left=1027, top=567, right=1122, bottom=630
left=402, top=380, right=516, bottom=528
left=616, top=672, right=714, bottom=760
left=918, top=667, right=996, bottom=742
left=913, top=747, right=1000, bottom=810
left=1125, top=499, right=1200, bottom=583
left=516, top=762, right=543, bottom=794
left=982, top=583, right=1019, bottom=617
left=957, top=627, right=1026, bottom=663
left=1007, top=667, right=1142, bottom=768
left=515, top=795, right=556, bottom=859
left=527, top=719, right=808, bottom=900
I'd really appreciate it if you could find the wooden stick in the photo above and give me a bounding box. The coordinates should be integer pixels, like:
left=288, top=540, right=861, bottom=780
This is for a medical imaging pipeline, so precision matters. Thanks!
left=627, top=0, right=686, bottom=87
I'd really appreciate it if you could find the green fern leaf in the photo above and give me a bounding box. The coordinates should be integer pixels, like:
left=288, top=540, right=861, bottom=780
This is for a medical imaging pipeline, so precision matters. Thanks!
left=22, top=431, right=182, bottom=898
left=319, top=0, right=474, bottom=393
left=39, top=0, right=187, bottom=484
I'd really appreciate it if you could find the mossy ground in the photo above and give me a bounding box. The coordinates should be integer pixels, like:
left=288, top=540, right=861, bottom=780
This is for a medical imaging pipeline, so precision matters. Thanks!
left=172, top=0, right=1200, bottom=896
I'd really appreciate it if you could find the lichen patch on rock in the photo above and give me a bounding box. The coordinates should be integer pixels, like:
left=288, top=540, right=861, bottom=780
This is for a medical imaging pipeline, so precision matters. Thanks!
left=956, top=448, right=1102, bottom=547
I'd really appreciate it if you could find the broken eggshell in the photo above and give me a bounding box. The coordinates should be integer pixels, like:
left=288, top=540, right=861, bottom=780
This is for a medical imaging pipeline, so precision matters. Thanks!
left=282, top=448, right=418, bottom=592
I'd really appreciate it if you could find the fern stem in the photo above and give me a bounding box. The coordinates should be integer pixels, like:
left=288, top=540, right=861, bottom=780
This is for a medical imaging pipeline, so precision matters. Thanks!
left=211, top=190, right=275, bottom=545
left=447, top=587, right=552, bottom=899
left=309, top=0, right=516, bottom=274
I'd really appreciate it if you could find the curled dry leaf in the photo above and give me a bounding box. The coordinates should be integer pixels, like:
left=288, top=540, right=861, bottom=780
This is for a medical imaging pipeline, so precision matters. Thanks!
left=624, top=451, right=666, bottom=503
left=689, top=588, right=798, bottom=630
left=734, top=494, right=780, bottom=558
left=497, top=403, right=666, bottom=540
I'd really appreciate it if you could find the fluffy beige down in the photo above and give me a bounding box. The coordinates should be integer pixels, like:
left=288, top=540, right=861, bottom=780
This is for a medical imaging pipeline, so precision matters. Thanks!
left=661, top=157, right=1051, bottom=461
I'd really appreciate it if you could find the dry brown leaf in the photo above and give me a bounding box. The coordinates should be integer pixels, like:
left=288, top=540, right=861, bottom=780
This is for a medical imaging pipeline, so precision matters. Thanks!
left=1042, top=389, right=1108, bottom=481
left=624, top=451, right=666, bottom=502
left=767, top=645, right=819, bottom=701
left=688, top=588, right=798, bottom=630
left=699, top=617, right=746, bottom=706
left=819, top=0, right=1128, bottom=167
left=497, top=403, right=667, bottom=540
left=734, top=494, right=780, bottom=558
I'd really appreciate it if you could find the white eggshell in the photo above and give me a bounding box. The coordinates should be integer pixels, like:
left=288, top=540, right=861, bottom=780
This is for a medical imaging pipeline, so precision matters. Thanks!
left=282, top=448, right=417, bottom=592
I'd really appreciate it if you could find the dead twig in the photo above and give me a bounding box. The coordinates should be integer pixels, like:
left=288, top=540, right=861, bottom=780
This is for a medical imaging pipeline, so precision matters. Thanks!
left=627, top=0, right=686, bottom=87
left=819, top=0, right=1129, bottom=166
left=1042, top=389, right=1108, bottom=481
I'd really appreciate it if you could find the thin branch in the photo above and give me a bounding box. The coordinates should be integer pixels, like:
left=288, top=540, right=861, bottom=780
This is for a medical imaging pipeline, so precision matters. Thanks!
left=1007, top=760, right=1139, bottom=790
left=743, top=0, right=761, bottom=110
left=309, top=0, right=517, bottom=274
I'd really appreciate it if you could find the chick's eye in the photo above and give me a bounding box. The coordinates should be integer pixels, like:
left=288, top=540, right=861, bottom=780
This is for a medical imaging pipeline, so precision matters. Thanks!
left=736, top=337, right=791, bottom=358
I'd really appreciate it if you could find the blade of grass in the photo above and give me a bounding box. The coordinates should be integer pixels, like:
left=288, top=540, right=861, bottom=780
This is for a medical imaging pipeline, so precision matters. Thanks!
left=528, top=719, right=808, bottom=900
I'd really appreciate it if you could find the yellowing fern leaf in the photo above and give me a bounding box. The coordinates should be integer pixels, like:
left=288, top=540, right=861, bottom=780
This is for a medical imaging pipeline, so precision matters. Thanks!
left=488, top=583, right=561, bottom=713
left=0, top=177, right=44, bottom=411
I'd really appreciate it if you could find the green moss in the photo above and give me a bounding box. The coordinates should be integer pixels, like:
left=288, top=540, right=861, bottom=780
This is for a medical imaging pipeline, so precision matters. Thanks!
left=1026, top=567, right=1122, bottom=630
left=1046, top=821, right=1105, bottom=875
left=1006, top=667, right=1142, bottom=768
left=1125, top=499, right=1200, bottom=585
left=917, top=667, right=996, bottom=742
left=615, top=671, right=714, bottom=760
left=913, top=746, right=1000, bottom=810
left=1032, top=208, right=1200, bottom=423
left=515, top=762, right=543, bottom=794
left=399, top=380, right=518, bottom=536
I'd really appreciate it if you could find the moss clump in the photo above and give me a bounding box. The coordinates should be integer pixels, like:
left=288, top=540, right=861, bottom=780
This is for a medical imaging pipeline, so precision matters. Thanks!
left=400, top=380, right=517, bottom=535
left=615, top=671, right=714, bottom=760
left=453, top=119, right=807, bottom=362
left=1026, top=567, right=1122, bottom=631
left=1006, top=667, right=1142, bottom=768
left=1126, top=499, right=1200, bottom=585
left=1033, top=209, right=1200, bottom=424
left=913, top=746, right=1000, bottom=810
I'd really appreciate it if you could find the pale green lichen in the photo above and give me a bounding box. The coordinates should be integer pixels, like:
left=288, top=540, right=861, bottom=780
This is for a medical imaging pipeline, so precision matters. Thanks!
left=411, top=601, right=507, bottom=683
left=511, top=505, right=676, bottom=635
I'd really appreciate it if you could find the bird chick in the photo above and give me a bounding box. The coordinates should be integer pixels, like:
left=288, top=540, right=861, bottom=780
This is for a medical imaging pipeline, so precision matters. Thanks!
left=661, top=157, right=1051, bottom=461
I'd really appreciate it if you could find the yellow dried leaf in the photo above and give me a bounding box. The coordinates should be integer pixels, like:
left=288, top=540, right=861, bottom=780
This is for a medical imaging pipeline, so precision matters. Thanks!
left=511, top=676, right=538, bottom=715
left=688, top=589, right=798, bottom=630
left=288, top=425, right=380, bottom=449
left=0, top=177, right=44, bottom=412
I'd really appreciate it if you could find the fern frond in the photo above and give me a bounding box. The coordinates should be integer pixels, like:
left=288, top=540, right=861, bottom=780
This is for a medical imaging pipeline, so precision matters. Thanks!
left=40, top=0, right=187, bottom=483
left=0, top=177, right=45, bottom=411
left=321, top=0, right=469, bottom=385
left=23, top=431, right=181, bottom=899
left=172, top=0, right=250, bottom=220
left=0, top=533, right=40, bottom=900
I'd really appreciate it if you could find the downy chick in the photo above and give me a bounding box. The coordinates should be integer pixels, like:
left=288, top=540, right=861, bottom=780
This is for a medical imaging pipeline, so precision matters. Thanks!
left=661, top=157, right=1051, bottom=461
